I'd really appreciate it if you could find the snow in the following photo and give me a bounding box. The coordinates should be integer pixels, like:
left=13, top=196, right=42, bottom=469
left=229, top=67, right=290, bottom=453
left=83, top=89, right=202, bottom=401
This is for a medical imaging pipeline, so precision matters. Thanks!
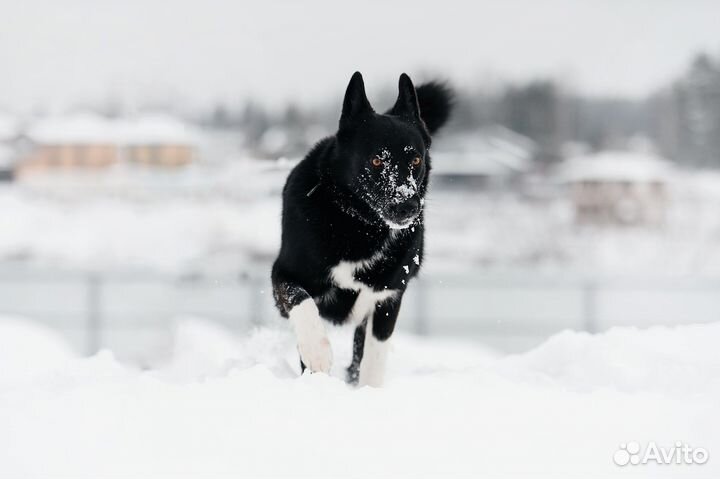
left=559, top=151, right=672, bottom=183
left=258, top=127, right=289, bottom=155
left=0, top=187, right=279, bottom=273
left=120, top=114, right=200, bottom=145
left=2, top=145, right=720, bottom=277
left=27, top=113, right=199, bottom=145
left=28, top=113, right=119, bottom=144
left=424, top=175, right=720, bottom=275
left=6, top=164, right=720, bottom=275
left=0, top=316, right=78, bottom=382
left=0, top=315, right=717, bottom=478
left=433, top=126, right=534, bottom=177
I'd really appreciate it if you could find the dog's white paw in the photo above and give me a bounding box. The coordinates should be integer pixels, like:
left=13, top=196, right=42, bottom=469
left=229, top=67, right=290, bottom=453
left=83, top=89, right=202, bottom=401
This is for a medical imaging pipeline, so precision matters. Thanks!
left=289, top=298, right=333, bottom=373
left=357, top=327, right=390, bottom=387
left=298, top=334, right=333, bottom=373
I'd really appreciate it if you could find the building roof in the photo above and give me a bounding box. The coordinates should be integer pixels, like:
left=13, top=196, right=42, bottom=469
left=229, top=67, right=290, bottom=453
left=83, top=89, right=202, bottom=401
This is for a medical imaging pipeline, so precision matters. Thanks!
left=28, top=113, right=116, bottom=144
left=121, top=115, right=200, bottom=145
left=558, top=151, right=673, bottom=183
left=432, top=125, right=534, bottom=177
left=27, top=113, right=199, bottom=146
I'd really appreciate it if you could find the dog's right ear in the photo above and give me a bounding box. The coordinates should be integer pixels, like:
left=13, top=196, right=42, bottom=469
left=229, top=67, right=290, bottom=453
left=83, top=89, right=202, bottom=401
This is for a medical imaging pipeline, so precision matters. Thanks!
left=340, top=72, right=373, bottom=129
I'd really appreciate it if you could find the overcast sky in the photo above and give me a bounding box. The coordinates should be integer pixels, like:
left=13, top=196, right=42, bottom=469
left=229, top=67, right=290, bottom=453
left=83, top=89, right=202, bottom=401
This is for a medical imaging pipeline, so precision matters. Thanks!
left=1, top=0, right=719, bottom=113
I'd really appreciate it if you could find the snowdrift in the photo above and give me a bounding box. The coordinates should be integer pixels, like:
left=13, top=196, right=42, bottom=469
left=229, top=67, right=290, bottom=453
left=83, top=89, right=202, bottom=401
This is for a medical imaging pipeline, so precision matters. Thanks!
left=0, top=317, right=718, bottom=478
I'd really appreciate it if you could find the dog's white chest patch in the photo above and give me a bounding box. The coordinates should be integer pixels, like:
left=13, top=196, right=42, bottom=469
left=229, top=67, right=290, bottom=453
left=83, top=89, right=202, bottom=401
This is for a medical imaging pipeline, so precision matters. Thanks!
left=330, top=259, right=397, bottom=325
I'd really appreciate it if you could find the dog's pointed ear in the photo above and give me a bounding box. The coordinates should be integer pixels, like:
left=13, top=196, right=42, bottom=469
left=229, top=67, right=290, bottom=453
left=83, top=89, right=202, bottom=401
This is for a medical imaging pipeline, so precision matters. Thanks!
left=390, top=73, right=421, bottom=123
left=340, top=72, right=373, bottom=127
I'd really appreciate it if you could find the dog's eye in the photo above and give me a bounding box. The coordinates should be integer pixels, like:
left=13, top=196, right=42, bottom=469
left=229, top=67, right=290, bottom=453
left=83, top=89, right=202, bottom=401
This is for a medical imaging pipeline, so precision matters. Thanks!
left=371, top=157, right=383, bottom=167
left=412, top=156, right=422, bottom=167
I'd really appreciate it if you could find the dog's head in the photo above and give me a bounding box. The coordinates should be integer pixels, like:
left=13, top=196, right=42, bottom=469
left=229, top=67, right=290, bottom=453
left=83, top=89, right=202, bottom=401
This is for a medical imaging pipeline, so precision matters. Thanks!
left=333, top=72, right=432, bottom=230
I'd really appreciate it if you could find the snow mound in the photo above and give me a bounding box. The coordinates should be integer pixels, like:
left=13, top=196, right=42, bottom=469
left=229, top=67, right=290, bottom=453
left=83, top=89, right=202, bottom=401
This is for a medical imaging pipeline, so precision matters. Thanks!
left=0, top=316, right=78, bottom=383
left=504, top=323, right=720, bottom=395
left=160, top=317, right=298, bottom=380
left=0, top=318, right=718, bottom=478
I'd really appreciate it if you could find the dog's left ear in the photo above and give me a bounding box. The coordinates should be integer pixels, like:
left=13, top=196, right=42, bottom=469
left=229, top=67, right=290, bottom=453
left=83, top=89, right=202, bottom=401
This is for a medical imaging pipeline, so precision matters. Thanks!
left=389, top=73, right=422, bottom=124
left=340, top=72, right=374, bottom=130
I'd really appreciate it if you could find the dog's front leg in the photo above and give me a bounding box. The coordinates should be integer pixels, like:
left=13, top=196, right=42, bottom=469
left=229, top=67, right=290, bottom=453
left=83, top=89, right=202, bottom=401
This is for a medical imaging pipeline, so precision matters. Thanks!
left=290, top=298, right=333, bottom=374
left=346, top=318, right=368, bottom=384
left=358, top=296, right=401, bottom=387
left=272, top=272, right=332, bottom=374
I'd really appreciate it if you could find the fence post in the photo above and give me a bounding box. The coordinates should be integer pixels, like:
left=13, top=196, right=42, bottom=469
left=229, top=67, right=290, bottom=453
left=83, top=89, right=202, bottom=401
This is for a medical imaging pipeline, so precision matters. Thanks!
left=582, top=279, right=597, bottom=333
left=249, top=272, right=265, bottom=328
left=414, top=277, right=428, bottom=335
left=87, top=273, right=102, bottom=355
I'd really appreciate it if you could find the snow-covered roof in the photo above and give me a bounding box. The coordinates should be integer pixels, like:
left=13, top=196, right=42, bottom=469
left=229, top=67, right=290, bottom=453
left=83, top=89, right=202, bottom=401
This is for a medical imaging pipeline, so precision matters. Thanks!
left=433, top=126, right=534, bottom=176
left=28, top=113, right=117, bottom=144
left=120, top=115, right=199, bottom=145
left=259, top=127, right=289, bottom=154
left=433, top=151, right=530, bottom=177
left=27, top=113, right=199, bottom=146
left=558, top=151, right=672, bottom=183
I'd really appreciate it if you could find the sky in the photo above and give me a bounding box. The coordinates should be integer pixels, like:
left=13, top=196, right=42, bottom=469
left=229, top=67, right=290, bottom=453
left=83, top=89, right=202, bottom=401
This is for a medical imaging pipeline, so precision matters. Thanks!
left=1, top=0, right=719, bottom=113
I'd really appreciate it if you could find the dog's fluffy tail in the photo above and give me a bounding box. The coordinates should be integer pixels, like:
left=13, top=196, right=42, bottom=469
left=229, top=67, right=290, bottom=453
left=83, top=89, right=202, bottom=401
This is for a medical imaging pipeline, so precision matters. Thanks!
left=416, top=81, right=454, bottom=135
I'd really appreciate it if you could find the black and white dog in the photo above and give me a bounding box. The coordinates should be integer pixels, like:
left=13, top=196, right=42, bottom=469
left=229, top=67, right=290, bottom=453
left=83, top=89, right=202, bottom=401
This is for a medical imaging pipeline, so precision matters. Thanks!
left=272, top=72, right=452, bottom=387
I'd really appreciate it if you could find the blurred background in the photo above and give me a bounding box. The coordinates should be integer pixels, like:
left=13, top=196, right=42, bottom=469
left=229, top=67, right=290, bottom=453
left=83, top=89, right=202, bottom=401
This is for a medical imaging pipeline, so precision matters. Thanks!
left=2, top=0, right=720, bottom=364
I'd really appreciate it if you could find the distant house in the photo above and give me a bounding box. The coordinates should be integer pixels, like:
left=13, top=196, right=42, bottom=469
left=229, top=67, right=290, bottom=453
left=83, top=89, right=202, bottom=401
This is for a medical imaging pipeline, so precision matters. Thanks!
left=15, top=113, right=198, bottom=178
left=432, top=125, right=535, bottom=189
left=558, top=151, right=672, bottom=226
left=123, top=116, right=197, bottom=167
left=18, top=114, right=119, bottom=176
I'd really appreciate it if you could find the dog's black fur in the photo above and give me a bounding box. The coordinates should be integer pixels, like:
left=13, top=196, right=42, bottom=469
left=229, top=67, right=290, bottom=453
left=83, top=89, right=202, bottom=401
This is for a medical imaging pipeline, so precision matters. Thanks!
left=272, top=72, right=453, bottom=383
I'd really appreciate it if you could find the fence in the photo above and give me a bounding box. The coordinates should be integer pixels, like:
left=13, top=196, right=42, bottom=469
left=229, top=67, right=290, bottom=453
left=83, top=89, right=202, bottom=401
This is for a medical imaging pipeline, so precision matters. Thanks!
left=1, top=267, right=719, bottom=361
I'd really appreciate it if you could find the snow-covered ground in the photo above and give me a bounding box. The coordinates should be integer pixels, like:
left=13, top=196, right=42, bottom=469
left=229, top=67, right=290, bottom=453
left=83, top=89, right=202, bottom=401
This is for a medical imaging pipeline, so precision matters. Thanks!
left=0, top=181, right=279, bottom=274
left=4, top=165, right=720, bottom=275
left=0, top=315, right=718, bottom=478
left=1, top=159, right=719, bottom=477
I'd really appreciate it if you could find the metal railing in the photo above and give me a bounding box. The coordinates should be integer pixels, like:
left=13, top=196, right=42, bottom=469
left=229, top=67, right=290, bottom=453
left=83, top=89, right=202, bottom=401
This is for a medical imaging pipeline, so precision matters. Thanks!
left=1, top=267, right=719, bottom=358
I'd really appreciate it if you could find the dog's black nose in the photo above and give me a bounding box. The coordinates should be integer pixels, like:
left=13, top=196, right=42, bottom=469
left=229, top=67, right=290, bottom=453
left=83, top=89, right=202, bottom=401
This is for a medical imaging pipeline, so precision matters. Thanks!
left=392, top=198, right=420, bottom=219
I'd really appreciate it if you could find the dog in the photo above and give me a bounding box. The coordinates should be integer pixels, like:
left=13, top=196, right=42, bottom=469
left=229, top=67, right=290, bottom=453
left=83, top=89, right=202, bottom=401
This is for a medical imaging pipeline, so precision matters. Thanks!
left=272, top=72, right=453, bottom=387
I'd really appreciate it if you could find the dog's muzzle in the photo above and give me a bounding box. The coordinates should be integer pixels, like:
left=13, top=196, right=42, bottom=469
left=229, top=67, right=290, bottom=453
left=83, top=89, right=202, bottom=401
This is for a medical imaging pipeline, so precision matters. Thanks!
left=385, top=198, right=421, bottom=229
